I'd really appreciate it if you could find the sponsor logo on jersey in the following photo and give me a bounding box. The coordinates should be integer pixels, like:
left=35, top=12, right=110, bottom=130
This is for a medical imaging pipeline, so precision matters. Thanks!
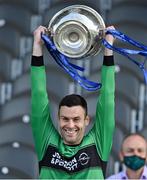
left=78, top=152, right=90, bottom=165
left=51, top=151, right=78, bottom=171
left=39, top=145, right=106, bottom=173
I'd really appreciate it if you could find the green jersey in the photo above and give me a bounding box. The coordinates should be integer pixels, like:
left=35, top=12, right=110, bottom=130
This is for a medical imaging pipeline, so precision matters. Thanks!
left=31, top=56, right=115, bottom=179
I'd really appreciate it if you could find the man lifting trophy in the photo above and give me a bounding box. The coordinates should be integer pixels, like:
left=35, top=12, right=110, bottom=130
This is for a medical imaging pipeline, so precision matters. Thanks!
left=30, top=4, right=146, bottom=179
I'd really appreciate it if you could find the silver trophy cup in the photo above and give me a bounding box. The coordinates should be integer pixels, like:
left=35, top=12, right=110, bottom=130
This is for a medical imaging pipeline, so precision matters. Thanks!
left=48, top=5, right=105, bottom=59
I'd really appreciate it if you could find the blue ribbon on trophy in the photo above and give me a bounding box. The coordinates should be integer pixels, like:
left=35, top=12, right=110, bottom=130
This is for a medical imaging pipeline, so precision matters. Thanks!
left=41, top=33, right=102, bottom=91
left=103, top=29, right=147, bottom=84
left=41, top=5, right=147, bottom=91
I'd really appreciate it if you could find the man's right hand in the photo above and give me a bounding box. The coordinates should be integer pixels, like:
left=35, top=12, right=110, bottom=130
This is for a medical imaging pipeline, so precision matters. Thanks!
left=32, top=26, right=48, bottom=56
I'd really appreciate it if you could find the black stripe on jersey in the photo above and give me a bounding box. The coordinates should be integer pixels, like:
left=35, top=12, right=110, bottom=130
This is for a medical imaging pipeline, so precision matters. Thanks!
left=39, top=145, right=107, bottom=176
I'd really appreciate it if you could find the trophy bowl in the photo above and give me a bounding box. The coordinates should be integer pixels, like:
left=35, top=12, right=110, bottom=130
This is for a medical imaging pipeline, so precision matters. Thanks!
left=48, top=5, right=105, bottom=59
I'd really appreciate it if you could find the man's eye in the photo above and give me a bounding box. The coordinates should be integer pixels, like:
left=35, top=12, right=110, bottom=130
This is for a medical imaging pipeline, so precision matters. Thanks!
left=63, top=118, right=69, bottom=121
left=138, top=149, right=144, bottom=153
left=74, top=118, right=80, bottom=122
left=127, top=149, right=133, bottom=153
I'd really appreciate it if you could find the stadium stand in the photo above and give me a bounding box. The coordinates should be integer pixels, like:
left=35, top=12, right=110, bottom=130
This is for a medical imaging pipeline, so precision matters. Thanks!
left=0, top=144, right=38, bottom=178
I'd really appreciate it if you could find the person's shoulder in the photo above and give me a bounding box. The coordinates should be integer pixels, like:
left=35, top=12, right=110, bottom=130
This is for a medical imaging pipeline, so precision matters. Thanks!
left=106, top=171, right=124, bottom=179
left=142, top=165, right=147, bottom=176
left=106, top=174, right=117, bottom=179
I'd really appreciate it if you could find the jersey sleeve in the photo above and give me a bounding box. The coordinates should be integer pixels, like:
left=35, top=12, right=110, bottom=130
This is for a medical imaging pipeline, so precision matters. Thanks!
left=31, top=56, right=56, bottom=161
left=91, top=55, right=115, bottom=161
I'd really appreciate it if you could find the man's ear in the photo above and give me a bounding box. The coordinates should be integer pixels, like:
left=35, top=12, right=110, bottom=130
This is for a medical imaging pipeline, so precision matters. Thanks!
left=85, top=115, right=90, bottom=126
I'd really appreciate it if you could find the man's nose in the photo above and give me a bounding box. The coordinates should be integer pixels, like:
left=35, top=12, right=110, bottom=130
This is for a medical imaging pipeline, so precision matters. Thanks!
left=68, top=120, right=74, bottom=128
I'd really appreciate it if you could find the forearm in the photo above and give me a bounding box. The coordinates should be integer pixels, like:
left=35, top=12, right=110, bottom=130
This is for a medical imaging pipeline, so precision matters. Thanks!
left=104, top=39, right=113, bottom=56
left=104, top=47, right=113, bottom=56
left=32, top=43, right=43, bottom=56
left=31, top=56, right=46, bottom=109
left=31, top=56, right=49, bottom=118
left=101, top=56, right=115, bottom=111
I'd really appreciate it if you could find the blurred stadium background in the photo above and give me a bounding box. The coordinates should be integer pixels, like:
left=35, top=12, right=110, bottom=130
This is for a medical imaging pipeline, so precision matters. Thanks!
left=0, top=0, right=147, bottom=178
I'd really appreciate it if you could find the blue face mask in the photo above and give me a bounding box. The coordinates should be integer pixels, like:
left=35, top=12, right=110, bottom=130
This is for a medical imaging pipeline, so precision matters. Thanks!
left=124, top=155, right=146, bottom=171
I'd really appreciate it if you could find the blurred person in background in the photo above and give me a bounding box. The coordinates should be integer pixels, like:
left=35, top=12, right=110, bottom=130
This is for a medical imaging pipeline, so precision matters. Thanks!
left=31, top=25, right=115, bottom=179
left=107, top=133, right=147, bottom=179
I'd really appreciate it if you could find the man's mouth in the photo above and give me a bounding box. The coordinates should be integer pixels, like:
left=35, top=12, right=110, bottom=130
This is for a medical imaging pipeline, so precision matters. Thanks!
left=63, top=128, right=78, bottom=136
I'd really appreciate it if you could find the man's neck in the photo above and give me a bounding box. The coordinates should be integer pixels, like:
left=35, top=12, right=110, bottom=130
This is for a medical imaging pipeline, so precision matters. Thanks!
left=126, top=167, right=144, bottom=179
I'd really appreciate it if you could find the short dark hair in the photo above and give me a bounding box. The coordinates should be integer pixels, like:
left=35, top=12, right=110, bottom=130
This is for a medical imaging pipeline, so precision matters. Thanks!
left=59, top=94, right=88, bottom=115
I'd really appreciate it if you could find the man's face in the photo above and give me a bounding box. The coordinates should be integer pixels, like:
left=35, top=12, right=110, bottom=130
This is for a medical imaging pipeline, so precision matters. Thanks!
left=58, top=105, right=89, bottom=145
left=120, top=135, right=147, bottom=160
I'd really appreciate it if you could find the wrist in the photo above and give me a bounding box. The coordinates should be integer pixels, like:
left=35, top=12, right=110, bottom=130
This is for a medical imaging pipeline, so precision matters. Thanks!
left=103, top=55, right=114, bottom=66
left=32, top=43, right=43, bottom=56
left=104, top=47, right=113, bottom=56
left=31, top=56, right=44, bottom=66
